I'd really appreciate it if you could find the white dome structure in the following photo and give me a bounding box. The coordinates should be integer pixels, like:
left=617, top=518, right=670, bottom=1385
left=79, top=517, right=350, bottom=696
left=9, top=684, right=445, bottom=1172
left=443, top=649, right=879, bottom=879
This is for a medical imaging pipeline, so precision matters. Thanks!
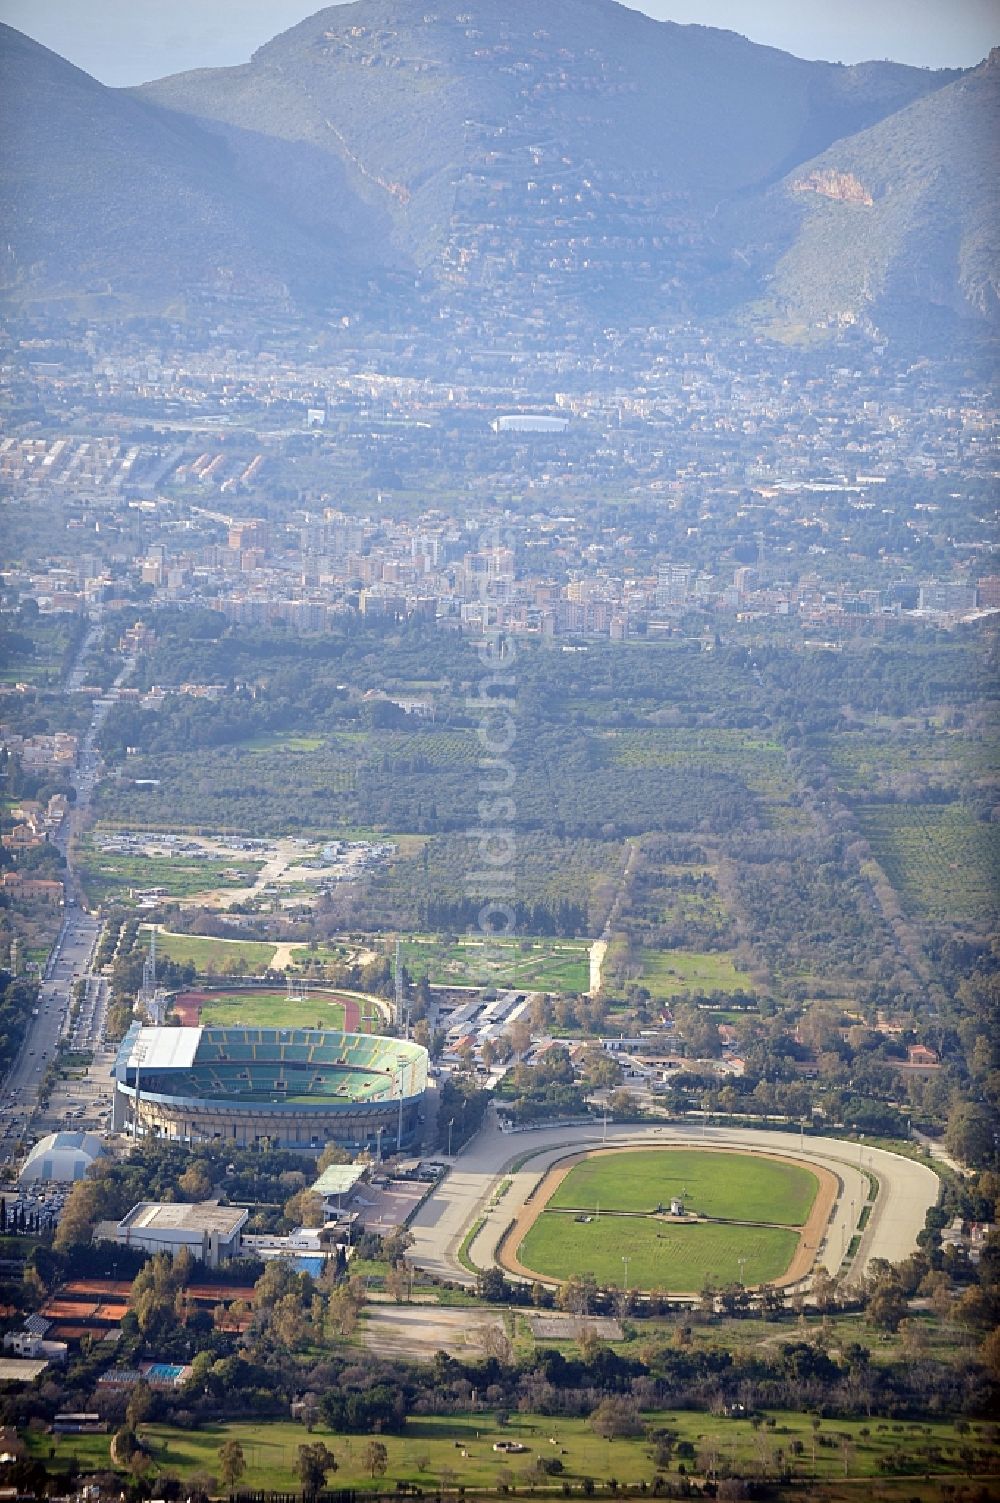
left=18, top=1132, right=104, bottom=1185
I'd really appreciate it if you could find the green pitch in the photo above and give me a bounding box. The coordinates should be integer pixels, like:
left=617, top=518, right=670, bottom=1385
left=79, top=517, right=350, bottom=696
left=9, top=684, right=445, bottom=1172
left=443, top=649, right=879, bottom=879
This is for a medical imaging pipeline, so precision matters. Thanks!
left=546, top=1148, right=818, bottom=1227
left=195, top=991, right=348, bottom=1030
left=518, top=1212, right=798, bottom=1291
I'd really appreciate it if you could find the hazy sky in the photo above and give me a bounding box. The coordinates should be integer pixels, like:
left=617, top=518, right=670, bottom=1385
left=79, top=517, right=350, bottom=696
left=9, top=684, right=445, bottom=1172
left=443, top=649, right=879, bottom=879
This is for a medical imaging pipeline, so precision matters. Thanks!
left=1, top=0, right=997, bottom=85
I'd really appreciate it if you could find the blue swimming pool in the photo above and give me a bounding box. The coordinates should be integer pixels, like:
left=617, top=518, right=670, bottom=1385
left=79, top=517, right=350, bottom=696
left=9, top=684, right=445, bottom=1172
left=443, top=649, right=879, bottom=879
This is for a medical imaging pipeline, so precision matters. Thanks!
left=294, top=1255, right=325, bottom=1277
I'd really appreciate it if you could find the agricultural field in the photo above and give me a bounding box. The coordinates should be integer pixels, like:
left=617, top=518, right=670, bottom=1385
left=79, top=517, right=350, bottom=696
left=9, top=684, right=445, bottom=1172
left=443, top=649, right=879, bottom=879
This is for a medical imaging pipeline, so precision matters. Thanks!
left=400, top=936, right=590, bottom=992
left=28, top=1411, right=997, bottom=1494
left=606, top=728, right=813, bottom=833
left=77, top=843, right=263, bottom=906
left=637, top=948, right=753, bottom=999
left=370, top=831, right=625, bottom=937
left=547, top=1149, right=817, bottom=1226
left=93, top=739, right=360, bottom=834
left=96, top=713, right=784, bottom=845
left=518, top=1212, right=798, bottom=1291
left=823, top=721, right=998, bottom=801
left=856, top=803, right=1000, bottom=926
left=137, top=929, right=277, bottom=974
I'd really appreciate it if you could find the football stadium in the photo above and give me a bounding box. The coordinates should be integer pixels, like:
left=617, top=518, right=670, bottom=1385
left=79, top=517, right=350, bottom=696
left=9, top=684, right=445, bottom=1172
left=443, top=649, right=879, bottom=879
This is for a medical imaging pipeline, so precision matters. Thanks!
left=111, top=1024, right=429, bottom=1150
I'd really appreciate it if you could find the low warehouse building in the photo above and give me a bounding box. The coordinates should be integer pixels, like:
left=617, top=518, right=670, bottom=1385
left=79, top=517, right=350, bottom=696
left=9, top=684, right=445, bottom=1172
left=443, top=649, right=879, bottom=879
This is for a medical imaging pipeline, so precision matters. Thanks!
left=109, top=1201, right=248, bottom=1269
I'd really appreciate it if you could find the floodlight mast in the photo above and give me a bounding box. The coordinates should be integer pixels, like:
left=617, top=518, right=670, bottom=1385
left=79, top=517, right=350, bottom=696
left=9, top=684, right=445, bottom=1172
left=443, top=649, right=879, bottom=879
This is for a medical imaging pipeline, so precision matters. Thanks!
left=396, top=1064, right=404, bottom=1151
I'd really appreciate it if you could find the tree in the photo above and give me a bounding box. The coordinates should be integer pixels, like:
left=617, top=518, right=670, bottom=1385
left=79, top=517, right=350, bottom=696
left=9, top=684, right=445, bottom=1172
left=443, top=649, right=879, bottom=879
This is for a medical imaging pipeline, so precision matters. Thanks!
left=589, top=1398, right=643, bottom=1440
left=317, top=1142, right=352, bottom=1172
left=297, top=1441, right=337, bottom=1497
left=477, top=1322, right=513, bottom=1365
left=476, top=1266, right=510, bottom=1303
left=508, top=1017, right=532, bottom=1058
left=53, top=1178, right=106, bottom=1250
left=218, top=1440, right=246, bottom=1490
left=178, top=1162, right=214, bottom=1201
left=558, top=1273, right=598, bottom=1315
left=981, top=1324, right=1000, bottom=1379
left=270, top=1292, right=309, bottom=1350
left=865, top=1280, right=906, bottom=1333
left=362, top=1440, right=389, bottom=1479
left=126, top=1382, right=152, bottom=1431
left=326, top=1283, right=363, bottom=1339
left=673, top=1003, right=721, bottom=1058
left=946, top=1101, right=996, bottom=1168
left=283, top=1188, right=325, bottom=1228
left=385, top=1265, right=409, bottom=1304
left=810, top=1268, right=839, bottom=1314
left=187, top=1472, right=218, bottom=1503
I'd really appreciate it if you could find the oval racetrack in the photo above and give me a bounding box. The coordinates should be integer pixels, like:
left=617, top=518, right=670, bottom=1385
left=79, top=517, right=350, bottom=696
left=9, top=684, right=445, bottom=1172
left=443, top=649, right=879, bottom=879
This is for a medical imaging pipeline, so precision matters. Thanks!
left=407, top=1111, right=941, bottom=1296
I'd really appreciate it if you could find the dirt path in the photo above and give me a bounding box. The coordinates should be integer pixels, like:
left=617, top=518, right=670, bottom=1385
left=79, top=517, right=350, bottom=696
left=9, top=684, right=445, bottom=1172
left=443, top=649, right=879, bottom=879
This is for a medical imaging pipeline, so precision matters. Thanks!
left=497, top=1145, right=838, bottom=1293
left=588, top=939, right=607, bottom=996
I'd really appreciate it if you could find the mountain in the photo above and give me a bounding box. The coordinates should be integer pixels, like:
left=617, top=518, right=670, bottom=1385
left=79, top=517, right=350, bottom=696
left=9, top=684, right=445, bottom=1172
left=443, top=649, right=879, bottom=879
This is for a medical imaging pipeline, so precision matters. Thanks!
left=135, top=0, right=956, bottom=318
left=0, top=22, right=368, bottom=311
left=731, top=50, right=1000, bottom=334
left=3, top=0, right=989, bottom=335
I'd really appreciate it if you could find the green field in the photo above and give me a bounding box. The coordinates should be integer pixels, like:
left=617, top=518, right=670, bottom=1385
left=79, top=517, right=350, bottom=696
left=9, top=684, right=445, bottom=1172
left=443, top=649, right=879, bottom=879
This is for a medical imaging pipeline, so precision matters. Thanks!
left=138, top=929, right=278, bottom=974
left=856, top=803, right=1000, bottom=925
left=188, top=990, right=351, bottom=1031
left=241, top=731, right=327, bottom=752
left=78, top=848, right=263, bottom=906
left=27, top=1411, right=995, bottom=1493
left=546, top=1149, right=818, bottom=1227
left=518, top=1212, right=799, bottom=1291
left=638, top=948, right=753, bottom=999
left=400, top=936, right=590, bottom=992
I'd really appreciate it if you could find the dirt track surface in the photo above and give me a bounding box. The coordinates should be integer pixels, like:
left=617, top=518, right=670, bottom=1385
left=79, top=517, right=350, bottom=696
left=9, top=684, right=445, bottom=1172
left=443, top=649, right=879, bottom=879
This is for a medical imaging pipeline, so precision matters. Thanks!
left=497, top=1145, right=838, bottom=1291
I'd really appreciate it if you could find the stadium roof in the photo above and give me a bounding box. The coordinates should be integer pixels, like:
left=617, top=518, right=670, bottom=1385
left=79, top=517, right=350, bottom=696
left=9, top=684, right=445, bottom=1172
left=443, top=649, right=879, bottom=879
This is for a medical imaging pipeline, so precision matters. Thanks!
left=122, top=1026, right=202, bottom=1073
left=311, top=1163, right=366, bottom=1199
left=19, top=1132, right=105, bottom=1185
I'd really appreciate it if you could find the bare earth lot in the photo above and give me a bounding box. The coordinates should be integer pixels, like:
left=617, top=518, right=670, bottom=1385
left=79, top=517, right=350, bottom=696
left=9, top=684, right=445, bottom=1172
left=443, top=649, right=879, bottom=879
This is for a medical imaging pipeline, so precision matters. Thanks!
left=362, top=1304, right=506, bottom=1361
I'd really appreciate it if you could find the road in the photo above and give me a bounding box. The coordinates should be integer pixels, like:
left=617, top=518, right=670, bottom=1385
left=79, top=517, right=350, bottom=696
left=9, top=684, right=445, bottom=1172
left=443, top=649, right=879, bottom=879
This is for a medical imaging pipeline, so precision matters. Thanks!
left=0, top=910, right=103, bottom=1166
left=0, top=629, right=133, bottom=1164
left=407, top=1111, right=941, bottom=1296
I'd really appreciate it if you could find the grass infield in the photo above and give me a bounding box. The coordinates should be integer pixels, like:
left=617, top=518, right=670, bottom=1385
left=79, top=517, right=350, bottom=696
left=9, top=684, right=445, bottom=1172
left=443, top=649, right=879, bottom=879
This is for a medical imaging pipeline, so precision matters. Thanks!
left=518, top=1213, right=798, bottom=1291
left=546, top=1148, right=818, bottom=1227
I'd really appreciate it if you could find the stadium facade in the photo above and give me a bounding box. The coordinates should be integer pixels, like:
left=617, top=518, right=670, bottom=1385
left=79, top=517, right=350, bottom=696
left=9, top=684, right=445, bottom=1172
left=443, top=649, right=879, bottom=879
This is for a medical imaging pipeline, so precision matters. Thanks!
left=112, top=1024, right=429, bottom=1150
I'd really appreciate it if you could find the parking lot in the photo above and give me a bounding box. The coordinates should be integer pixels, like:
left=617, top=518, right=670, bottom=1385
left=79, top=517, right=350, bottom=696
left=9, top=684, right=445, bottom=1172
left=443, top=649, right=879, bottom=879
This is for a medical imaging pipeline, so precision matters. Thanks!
left=352, top=1178, right=428, bottom=1236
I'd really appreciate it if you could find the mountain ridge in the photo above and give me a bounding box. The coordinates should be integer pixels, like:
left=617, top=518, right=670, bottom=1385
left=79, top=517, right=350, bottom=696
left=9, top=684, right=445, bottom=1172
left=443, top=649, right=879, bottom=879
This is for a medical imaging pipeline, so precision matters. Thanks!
left=0, top=0, right=992, bottom=335
left=138, top=0, right=958, bottom=279
left=0, top=21, right=366, bottom=311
